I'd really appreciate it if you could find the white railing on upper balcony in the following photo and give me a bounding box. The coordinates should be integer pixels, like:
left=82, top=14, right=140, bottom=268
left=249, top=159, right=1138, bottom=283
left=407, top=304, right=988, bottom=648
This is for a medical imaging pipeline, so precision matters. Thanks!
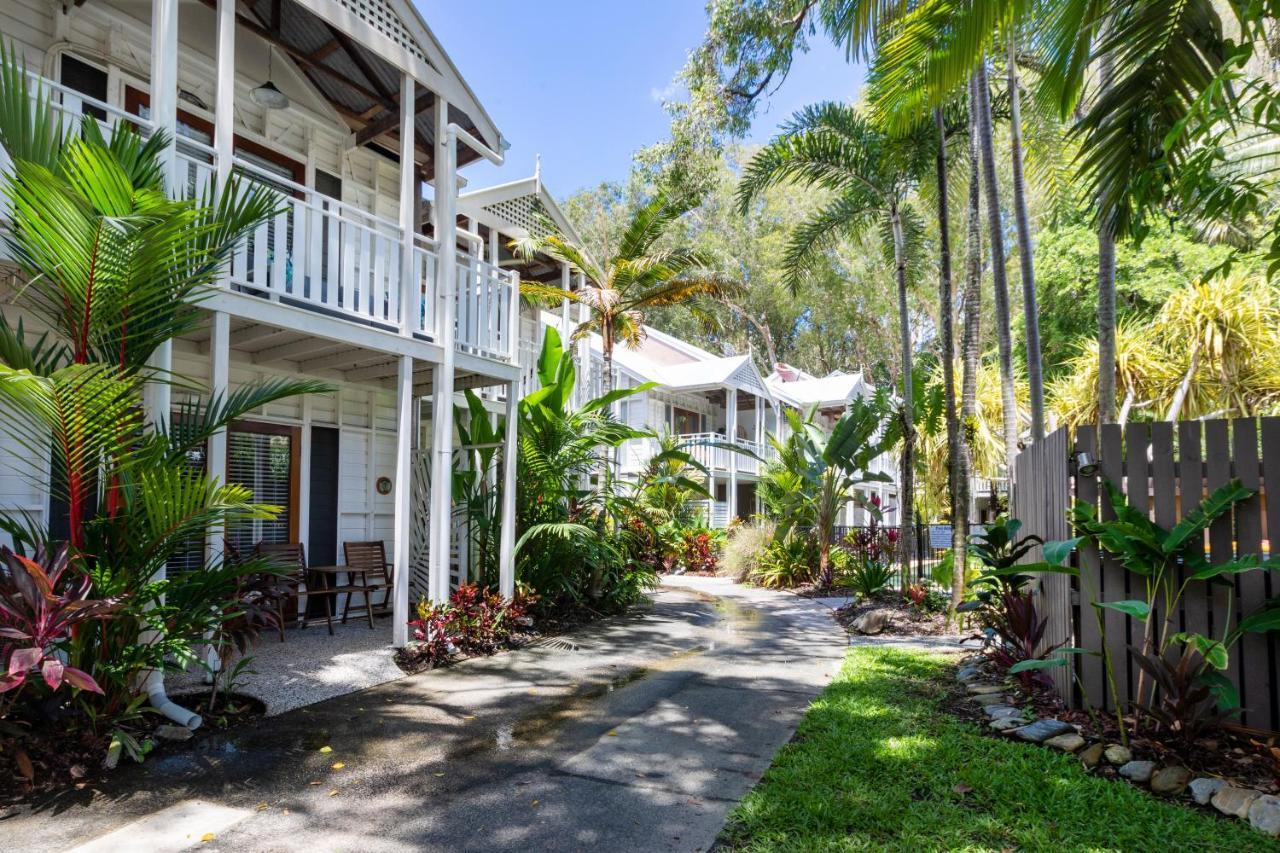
left=680, top=432, right=765, bottom=474
left=454, top=252, right=518, bottom=362
left=227, top=156, right=406, bottom=329
left=412, top=234, right=440, bottom=339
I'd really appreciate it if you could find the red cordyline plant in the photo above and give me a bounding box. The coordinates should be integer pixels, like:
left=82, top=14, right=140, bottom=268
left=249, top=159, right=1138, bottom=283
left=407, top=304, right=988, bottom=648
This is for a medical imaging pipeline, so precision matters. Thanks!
left=0, top=546, right=117, bottom=698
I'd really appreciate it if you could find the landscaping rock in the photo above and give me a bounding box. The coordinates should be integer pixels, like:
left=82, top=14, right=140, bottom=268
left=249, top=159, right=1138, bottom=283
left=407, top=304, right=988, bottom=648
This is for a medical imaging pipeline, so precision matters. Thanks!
left=1118, top=760, right=1155, bottom=783
left=1012, top=719, right=1075, bottom=744
left=1103, top=744, right=1131, bottom=766
left=956, top=665, right=981, bottom=682
left=1212, top=786, right=1262, bottom=819
left=983, top=705, right=1021, bottom=719
left=1078, top=743, right=1105, bottom=769
left=966, top=683, right=1005, bottom=695
left=1248, top=795, right=1280, bottom=836
left=154, top=724, right=194, bottom=742
left=1043, top=733, right=1086, bottom=753
left=851, top=608, right=894, bottom=635
left=989, top=716, right=1025, bottom=732
left=1150, top=766, right=1192, bottom=797
left=1189, top=777, right=1227, bottom=805
left=972, top=693, right=1009, bottom=706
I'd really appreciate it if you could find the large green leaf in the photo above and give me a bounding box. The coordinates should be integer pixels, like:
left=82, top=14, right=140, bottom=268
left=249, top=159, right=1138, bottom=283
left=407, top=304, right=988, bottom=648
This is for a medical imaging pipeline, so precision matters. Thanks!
left=1164, top=478, right=1252, bottom=553
left=1093, top=599, right=1151, bottom=620
left=1043, top=537, right=1082, bottom=567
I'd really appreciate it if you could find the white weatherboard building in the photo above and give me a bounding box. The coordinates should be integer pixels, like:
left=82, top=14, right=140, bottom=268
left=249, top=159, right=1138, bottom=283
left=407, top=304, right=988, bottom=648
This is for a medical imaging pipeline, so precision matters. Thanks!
left=0, top=0, right=901, bottom=717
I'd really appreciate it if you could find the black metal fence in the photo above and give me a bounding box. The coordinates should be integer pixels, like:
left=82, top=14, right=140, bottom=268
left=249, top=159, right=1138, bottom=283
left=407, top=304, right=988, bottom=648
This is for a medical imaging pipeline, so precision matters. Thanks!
left=827, top=522, right=987, bottom=587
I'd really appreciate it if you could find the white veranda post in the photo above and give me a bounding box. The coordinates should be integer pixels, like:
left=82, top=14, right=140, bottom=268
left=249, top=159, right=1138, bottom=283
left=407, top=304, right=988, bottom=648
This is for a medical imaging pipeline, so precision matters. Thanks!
left=498, top=380, right=518, bottom=599
left=428, top=97, right=458, bottom=605
left=727, top=387, right=738, bottom=523
left=392, top=72, right=418, bottom=644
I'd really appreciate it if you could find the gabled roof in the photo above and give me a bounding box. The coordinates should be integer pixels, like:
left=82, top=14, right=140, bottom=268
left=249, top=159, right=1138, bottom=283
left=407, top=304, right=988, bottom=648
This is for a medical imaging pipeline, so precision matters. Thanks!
left=458, top=171, right=581, bottom=245
left=255, top=0, right=502, bottom=170
left=766, top=369, right=873, bottom=410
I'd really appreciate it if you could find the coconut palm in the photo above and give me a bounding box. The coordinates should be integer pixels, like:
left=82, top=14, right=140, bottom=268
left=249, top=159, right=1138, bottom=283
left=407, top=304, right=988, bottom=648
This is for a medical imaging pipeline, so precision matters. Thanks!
left=736, top=102, right=933, bottom=588
left=515, top=191, right=737, bottom=399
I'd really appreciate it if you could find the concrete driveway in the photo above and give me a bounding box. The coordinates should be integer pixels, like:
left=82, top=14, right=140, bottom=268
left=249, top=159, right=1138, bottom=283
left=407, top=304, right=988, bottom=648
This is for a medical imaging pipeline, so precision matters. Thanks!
left=9, top=577, right=846, bottom=853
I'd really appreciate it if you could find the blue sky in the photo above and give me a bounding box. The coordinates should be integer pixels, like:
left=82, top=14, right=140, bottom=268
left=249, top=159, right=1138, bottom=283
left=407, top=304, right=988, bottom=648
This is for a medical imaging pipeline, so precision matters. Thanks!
left=423, top=1, right=865, bottom=196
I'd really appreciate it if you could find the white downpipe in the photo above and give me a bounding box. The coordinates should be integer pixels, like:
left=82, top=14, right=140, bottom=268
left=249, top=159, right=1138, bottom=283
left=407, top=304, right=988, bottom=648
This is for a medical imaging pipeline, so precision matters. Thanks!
left=143, top=670, right=202, bottom=729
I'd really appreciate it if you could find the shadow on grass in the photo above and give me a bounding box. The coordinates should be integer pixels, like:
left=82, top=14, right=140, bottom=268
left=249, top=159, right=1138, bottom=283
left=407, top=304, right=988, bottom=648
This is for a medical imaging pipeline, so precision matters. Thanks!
left=719, top=647, right=1274, bottom=853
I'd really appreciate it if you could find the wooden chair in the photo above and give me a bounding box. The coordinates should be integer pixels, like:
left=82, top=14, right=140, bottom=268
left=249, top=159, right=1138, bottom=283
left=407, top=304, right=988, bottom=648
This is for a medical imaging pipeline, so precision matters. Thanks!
left=255, top=541, right=372, bottom=635
left=342, top=540, right=392, bottom=624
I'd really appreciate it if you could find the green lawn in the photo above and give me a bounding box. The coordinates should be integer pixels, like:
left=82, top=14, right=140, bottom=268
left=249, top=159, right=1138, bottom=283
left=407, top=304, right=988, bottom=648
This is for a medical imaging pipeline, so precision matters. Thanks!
left=719, top=646, right=1275, bottom=852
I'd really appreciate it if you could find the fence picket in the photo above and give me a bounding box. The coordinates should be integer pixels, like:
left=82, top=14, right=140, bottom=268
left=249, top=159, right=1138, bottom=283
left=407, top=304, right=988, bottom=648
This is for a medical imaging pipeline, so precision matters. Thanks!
left=1075, top=425, right=1106, bottom=706
left=1234, top=418, right=1269, bottom=729
left=1178, top=420, right=1210, bottom=640
left=1205, top=420, right=1239, bottom=704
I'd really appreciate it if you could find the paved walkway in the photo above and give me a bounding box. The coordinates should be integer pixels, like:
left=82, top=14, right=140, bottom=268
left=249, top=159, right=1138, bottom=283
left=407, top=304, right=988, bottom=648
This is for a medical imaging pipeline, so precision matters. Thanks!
left=12, top=577, right=847, bottom=853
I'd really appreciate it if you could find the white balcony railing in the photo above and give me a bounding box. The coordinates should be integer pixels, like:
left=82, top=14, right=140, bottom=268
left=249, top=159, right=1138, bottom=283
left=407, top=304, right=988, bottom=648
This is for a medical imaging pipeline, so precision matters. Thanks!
left=455, top=253, right=518, bottom=362
left=4, top=73, right=521, bottom=364
left=681, top=432, right=766, bottom=475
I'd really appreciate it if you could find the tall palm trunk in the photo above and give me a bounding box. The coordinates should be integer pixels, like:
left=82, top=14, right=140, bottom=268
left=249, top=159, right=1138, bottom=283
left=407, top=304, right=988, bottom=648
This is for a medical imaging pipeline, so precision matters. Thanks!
left=589, top=321, right=616, bottom=600
left=933, top=107, right=964, bottom=609
left=1006, top=33, right=1045, bottom=441
left=1096, top=43, right=1118, bottom=424
left=890, top=202, right=914, bottom=593
left=958, top=85, right=983, bottom=598
left=973, top=62, right=1019, bottom=481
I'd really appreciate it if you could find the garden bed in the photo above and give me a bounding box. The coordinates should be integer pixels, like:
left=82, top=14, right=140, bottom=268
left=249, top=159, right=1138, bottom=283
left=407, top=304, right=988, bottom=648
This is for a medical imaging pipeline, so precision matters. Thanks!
left=717, top=646, right=1274, bottom=850
left=834, top=590, right=956, bottom=636
left=0, top=691, right=265, bottom=807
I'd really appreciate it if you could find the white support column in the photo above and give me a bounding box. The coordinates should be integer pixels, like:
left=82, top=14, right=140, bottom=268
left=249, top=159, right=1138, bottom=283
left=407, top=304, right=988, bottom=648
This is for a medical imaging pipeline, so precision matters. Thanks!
left=427, top=98, right=458, bottom=604
left=726, top=387, right=738, bottom=524
left=489, top=227, right=500, bottom=267
left=144, top=0, right=178, bottom=426
left=204, top=311, right=230, bottom=565
left=575, top=271, right=589, bottom=405
left=560, top=262, right=571, bottom=342
left=497, top=379, right=518, bottom=599
left=398, top=73, right=417, bottom=335
left=392, top=355, right=414, bottom=645
left=298, top=395, right=312, bottom=554
left=214, top=0, right=235, bottom=187
left=150, top=0, right=178, bottom=188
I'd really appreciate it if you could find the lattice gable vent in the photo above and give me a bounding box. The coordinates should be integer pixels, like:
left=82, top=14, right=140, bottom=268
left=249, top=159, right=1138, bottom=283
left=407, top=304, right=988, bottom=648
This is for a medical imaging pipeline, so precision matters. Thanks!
left=484, top=195, right=555, bottom=240
left=338, top=0, right=437, bottom=72
left=729, top=360, right=766, bottom=395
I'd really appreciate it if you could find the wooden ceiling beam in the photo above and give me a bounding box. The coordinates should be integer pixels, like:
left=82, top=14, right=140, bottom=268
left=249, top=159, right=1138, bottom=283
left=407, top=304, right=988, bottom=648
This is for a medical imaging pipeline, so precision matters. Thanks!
left=355, top=89, right=433, bottom=147
left=194, top=0, right=395, bottom=110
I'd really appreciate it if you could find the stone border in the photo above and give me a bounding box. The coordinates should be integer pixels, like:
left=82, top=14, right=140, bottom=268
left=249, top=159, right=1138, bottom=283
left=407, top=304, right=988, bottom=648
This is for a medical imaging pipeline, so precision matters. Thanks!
left=955, top=656, right=1280, bottom=838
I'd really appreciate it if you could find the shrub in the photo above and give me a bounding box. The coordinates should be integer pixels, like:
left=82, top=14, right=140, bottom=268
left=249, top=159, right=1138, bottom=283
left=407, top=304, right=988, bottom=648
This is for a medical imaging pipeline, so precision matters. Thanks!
left=753, top=535, right=818, bottom=588
left=847, top=555, right=894, bottom=599
left=720, top=521, right=775, bottom=582
left=403, top=583, right=531, bottom=670
left=679, top=527, right=722, bottom=573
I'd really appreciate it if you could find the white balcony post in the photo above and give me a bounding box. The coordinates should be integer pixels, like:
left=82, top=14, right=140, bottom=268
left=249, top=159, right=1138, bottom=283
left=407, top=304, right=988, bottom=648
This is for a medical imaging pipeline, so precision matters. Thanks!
left=204, top=311, right=230, bottom=568
left=560, top=262, right=571, bottom=341
left=726, top=387, right=738, bottom=523
left=214, top=0, right=235, bottom=187
left=398, top=73, right=416, bottom=335
left=575, top=271, right=589, bottom=405
left=393, top=355, right=414, bottom=644
left=144, top=0, right=178, bottom=427
left=497, top=378, right=518, bottom=599
left=427, top=97, right=458, bottom=604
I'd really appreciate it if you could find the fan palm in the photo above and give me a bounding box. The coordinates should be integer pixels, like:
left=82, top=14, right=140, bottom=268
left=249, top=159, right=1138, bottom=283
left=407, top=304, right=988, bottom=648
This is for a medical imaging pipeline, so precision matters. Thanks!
left=737, top=101, right=933, bottom=587
left=0, top=56, right=329, bottom=719
left=515, top=191, right=738, bottom=399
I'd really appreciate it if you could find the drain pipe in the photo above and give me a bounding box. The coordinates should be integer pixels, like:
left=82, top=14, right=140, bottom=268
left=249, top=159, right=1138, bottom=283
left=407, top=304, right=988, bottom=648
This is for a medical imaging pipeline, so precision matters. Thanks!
left=140, top=657, right=203, bottom=729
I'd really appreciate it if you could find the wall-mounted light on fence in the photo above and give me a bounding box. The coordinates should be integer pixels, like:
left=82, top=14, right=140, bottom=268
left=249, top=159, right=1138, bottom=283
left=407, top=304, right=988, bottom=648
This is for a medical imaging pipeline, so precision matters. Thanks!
left=1070, top=450, right=1100, bottom=477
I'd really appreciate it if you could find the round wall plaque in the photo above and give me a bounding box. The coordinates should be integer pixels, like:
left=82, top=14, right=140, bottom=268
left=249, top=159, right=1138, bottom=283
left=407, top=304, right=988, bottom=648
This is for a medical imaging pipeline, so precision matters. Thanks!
left=375, top=476, right=393, bottom=495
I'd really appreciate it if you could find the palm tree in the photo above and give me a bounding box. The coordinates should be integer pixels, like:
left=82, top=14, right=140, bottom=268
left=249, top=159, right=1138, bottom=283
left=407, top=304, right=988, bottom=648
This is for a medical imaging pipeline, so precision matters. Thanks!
left=1004, top=30, right=1046, bottom=440
left=957, top=74, right=983, bottom=609
left=516, top=191, right=736, bottom=399
left=0, top=59, right=328, bottom=716
left=736, top=102, right=933, bottom=589
left=971, top=65, right=1020, bottom=482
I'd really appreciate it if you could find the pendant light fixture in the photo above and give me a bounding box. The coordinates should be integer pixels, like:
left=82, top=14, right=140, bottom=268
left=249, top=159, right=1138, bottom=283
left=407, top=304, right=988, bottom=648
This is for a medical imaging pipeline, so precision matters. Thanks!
left=250, top=47, right=290, bottom=110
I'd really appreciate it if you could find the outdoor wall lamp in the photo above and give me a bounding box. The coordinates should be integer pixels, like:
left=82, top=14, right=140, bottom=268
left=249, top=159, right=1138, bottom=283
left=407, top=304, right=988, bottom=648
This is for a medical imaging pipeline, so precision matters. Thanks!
left=1071, top=450, right=1100, bottom=477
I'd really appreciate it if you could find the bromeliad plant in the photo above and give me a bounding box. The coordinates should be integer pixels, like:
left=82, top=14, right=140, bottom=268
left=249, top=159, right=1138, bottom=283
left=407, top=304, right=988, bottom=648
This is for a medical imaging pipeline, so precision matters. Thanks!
left=0, top=52, right=327, bottom=731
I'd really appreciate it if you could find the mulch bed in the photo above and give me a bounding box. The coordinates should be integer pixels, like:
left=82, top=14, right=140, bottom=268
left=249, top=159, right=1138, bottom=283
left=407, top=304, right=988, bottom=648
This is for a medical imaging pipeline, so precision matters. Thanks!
left=835, top=590, right=956, bottom=637
left=0, top=690, right=265, bottom=808
left=947, top=656, right=1280, bottom=795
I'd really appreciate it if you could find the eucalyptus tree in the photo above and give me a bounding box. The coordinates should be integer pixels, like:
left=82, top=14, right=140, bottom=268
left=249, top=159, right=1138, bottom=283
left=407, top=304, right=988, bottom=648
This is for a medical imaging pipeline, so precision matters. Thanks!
left=737, top=102, right=933, bottom=587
